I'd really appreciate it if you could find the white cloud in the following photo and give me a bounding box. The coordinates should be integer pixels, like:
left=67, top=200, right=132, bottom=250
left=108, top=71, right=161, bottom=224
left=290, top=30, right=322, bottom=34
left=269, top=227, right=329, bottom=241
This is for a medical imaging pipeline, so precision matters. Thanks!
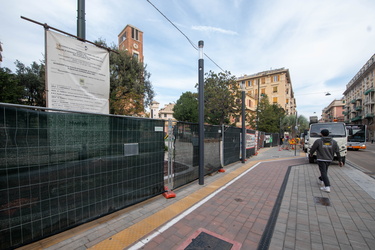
left=1, top=0, right=375, bottom=119
left=191, top=25, right=238, bottom=35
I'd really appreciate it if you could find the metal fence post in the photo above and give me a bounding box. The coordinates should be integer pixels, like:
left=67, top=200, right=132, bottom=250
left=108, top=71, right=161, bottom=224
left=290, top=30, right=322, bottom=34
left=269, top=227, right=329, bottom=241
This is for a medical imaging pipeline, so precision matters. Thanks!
left=167, top=119, right=174, bottom=189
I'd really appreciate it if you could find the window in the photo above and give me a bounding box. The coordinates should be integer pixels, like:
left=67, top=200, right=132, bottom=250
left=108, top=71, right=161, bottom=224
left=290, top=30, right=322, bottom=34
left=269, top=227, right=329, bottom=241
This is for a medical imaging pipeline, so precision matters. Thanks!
left=286, top=98, right=289, bottom=104
left=273, top=75, right=279, bottom=82
left=247, top=80, right=252, bottom=87
left=273, top=86, right=278, bottom=93
left=273, top=97, right=278, bottom=104
left=120, top=32, right=127, bottom=43
left=248, top=100, right=252, bottom=107
left=261, top=88, right=266, bottom=95
left=261, top=77, right=266, bottom=84
left=133, top=52, right=139, bottom=61
left=132, top=27, right=139, bottom=40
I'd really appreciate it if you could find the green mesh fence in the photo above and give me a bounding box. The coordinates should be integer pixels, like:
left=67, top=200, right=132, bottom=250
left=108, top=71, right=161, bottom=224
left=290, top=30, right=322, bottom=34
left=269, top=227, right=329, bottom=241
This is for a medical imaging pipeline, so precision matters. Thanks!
left=223, top=126, right=241, bottom=165
left=0, top=104, right=165, bottom=249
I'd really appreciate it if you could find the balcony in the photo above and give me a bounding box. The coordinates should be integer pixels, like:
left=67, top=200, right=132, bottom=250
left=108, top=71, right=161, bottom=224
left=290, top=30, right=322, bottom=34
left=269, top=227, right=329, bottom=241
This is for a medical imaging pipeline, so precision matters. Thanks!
left=342, top=111, right=348, bottom=115
left=351, top=116, right=362, bottom=122
left=364, top=87, right=374, bottom=95
left=350, top=99, right=356, bottom=104
left=365, top=113, right=374, bottom=119
left=355, top=106, right=362, bottom=111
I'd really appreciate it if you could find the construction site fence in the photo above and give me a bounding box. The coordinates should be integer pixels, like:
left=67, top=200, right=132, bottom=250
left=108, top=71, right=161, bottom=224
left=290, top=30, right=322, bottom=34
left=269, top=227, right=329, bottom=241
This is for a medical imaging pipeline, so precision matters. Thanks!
left=168, top=122, right=281, bottom=189
left=0, top=103, right=165, bottom=249
left=0, top=104, right=280, bottom=249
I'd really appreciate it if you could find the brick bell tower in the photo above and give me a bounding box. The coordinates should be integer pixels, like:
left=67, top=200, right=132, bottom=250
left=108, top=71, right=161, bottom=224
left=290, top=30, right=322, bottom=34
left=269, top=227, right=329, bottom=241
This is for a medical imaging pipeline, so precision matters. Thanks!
left=118, top=25, right=144, bottom=63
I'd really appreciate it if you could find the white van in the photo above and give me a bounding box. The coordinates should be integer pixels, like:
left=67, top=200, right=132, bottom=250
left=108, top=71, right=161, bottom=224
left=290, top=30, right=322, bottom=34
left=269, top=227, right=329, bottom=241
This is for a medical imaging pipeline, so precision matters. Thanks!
left=303, top=131, right=310, bottom=153
left=306, top=122, right=347, bottom=164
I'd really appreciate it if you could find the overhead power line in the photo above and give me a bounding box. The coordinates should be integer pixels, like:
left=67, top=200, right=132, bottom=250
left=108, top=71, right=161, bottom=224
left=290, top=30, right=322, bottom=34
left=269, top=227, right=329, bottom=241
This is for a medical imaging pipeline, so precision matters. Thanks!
left=146, top=0, right=226, bottom=72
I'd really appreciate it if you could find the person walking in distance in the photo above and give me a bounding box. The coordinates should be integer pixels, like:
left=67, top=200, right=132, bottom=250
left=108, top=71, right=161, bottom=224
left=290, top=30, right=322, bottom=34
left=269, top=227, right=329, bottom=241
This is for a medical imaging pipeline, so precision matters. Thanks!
left=309, top=129, right=343, bottom=193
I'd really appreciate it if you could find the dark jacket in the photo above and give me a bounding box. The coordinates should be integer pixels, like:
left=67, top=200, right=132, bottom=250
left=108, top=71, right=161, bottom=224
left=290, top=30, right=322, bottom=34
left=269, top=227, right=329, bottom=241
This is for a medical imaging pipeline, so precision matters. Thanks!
left=310, top=136, right=341, bottom=162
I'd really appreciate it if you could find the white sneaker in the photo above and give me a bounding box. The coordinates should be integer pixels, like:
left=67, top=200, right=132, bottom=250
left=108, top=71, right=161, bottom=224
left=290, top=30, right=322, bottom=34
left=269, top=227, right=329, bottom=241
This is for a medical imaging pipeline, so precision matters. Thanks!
left=320, top=186, right=330, bottom=193
left=317, top=179, right=324, bottom=186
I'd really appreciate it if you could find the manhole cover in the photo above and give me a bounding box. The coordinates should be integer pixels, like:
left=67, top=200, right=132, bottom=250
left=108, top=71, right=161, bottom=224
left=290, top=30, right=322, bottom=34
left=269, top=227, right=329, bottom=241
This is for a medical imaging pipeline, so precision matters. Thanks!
left=234, top=198, right=243, bottom=202
left=185, top=232, right=233, bottom=250
left=314, top=197, right=331, bottom=206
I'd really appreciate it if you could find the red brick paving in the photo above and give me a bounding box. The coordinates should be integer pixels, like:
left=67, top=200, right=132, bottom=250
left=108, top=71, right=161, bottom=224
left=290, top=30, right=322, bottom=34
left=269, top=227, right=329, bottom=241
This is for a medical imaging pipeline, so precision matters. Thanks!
left=139, top=158, right=306, bottom=250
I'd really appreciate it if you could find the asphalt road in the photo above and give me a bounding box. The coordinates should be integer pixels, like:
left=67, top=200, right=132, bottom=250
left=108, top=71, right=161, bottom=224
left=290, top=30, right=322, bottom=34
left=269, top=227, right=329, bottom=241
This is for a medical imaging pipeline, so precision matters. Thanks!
left=346, top=141, right=375, bottom=177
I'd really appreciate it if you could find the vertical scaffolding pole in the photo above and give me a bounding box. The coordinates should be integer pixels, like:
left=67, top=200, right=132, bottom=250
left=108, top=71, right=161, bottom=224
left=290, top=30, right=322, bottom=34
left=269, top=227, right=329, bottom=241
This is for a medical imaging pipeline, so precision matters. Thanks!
left=167, top=119, right=174, bottom=189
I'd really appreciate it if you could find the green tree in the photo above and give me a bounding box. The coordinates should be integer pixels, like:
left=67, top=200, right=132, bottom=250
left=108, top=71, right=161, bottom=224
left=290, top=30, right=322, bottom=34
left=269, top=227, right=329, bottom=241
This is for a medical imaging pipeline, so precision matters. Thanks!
left=95, top=39, right=154, bottom=116
left=249, top=94, right=285, bottom=132
left=281, top=114, right=309, bottom=137
left=0, top=67, right=24, bottom=104
left=202, top=70, right=242, bottom=125
left=297, top=115, right=309, bottom=135
left=15, top=60, right=46, bottom=106
left=173, top=91, right=198, bottom=122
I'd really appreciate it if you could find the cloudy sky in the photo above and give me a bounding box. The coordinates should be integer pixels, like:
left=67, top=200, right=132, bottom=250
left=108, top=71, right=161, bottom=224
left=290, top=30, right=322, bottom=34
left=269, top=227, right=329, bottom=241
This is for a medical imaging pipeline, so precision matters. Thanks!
left=1, top=0, right=375, bottom=119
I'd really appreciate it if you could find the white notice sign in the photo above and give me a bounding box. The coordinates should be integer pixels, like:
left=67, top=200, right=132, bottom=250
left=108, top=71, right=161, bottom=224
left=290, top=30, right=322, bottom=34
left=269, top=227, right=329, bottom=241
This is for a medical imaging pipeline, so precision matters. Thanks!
left=46, top=30, right=110, bottom=114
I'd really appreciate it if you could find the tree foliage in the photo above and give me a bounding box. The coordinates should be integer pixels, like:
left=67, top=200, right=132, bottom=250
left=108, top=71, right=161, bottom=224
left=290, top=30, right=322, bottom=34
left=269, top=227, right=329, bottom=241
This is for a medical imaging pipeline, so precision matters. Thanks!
left=280, top=114, right=309, bottom=137
left=0, top=67, right=24, bottom=104
left=94, top=39, right=154, bottom=116
left=15, top=60, right=46, bottom=107
left=201, top=70, right=242, bottom=125
left=173, top=91, right=198, bottom=122
left=249, top=94, right=285, bottom=133
left=0, top=61, right=46, bottom=106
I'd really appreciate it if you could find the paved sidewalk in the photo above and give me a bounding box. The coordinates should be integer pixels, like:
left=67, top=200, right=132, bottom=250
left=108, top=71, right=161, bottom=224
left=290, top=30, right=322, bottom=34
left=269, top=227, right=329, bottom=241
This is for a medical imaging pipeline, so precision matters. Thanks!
left=19, top=147, right=375, bottom=250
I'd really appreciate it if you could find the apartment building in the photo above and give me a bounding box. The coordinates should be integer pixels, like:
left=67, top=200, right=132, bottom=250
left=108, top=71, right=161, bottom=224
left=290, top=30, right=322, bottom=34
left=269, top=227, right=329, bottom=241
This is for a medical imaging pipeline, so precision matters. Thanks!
left=118, top=25, right=144, bottom=62
left=321, top=99, right=345, bottom=122
left=343, top=54, right=375, bottom=141
left=236, top=68, right=296, bottom=123
left=158, top=103, right=176, bottom=120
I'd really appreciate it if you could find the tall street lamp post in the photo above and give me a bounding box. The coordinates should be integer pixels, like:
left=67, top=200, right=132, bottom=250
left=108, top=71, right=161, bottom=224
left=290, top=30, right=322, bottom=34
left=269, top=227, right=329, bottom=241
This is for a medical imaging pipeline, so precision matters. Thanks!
left=256, top=79, right=260, bottom=130
left=198, top=40, right=204, bottom=185
left=295, top=110, right=298, bottom=156
left=241, top=81, right=246, bottom=163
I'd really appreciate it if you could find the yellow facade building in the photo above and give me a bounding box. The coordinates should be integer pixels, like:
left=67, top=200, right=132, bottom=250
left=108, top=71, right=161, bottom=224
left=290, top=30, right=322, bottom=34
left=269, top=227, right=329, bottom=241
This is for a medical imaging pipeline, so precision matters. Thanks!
left=236, top=68, right=296, bottom=126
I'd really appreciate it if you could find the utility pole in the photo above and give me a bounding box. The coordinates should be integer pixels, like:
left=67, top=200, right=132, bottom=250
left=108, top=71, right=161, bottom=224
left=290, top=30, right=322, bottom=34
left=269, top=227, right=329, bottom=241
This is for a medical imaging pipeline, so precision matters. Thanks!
left=77, top=0, right=86, bottom=40
left=256, top=79, right=260, bottom=129
left=198, top=41, right=204, bottom=185
left=241, top=81, right=246, bottom=163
